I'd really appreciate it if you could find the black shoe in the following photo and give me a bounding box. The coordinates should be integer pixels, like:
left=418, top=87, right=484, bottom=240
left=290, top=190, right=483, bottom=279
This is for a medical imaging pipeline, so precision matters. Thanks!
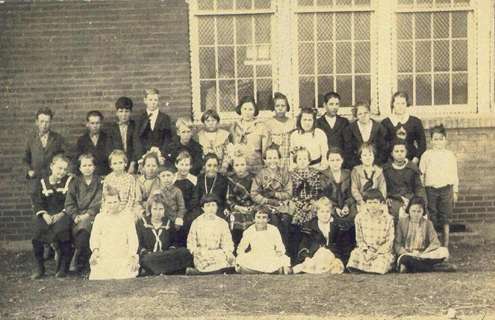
left=432, top=262, right=457, bottom=272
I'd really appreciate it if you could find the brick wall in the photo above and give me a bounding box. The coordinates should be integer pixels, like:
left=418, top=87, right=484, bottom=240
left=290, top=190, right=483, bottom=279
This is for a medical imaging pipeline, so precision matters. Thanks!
left=0, top=0, right=192, bottom=241
left=0, top=1, right=494, bottom=242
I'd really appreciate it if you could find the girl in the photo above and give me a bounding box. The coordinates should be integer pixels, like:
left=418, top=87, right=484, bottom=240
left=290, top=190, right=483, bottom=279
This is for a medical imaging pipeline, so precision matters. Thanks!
left=350, top=143, right=387, bottom=208
left=191, top=153, right=229, bottom=219
left=382, top=91, right=426, bottom=164
left=187, top=195, right=235, bottom=274
left=395, top=196, right=454, bottom=273
left=264, top=92, right=296, bottom=169
left=137, top=194, right=193, bottom=275
left=343, top=101, right=387, bottom=168
left=290, top=107, right=328, bottom=171
left=229, top=96, right=270, bottom=174
left=31, top=154, right=73, bottom=279
left=294, top=197, right=345, bottom=274
left=195, top=110, right=230, bottom=173
left=64, top=153, right=102, bottom=273
left=89, top=185, right=139, bottom=280
left=225, top=155, right=257, bottom=246
left=347, top=189, right=395, bottom=274
left=135, top=151, right=162, bottom=219
left=235, top=207, right=291, bottom=274
left=102, top=150, right=136, bottom=214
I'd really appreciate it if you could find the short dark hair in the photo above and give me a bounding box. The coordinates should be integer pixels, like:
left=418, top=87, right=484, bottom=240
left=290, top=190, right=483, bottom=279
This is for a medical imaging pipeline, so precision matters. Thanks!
left=358, top=142, right=376, bottom=159
left=363, top=188, right=385, bottom=202
left=86, top=110, right=104, bottom=122
left=296, top=107, right=317, bottom=133
left=36, top=107, right=54, bottom=120
left=270, top=92, right=290, bottom=112
left=201, top=109, right=221, bottom=123
left=430, top=124, right=447, bottom=138
left=327, top=147, right=344, bottom=159
left=200, top=194, right=220, bottom=208
left=391, top=91, right=410, bottom=110
left=77, top=153, right=96, bottom=172
left=236, top=95, right=259, bottom=117
left=115, top=97, right=133, bottom=111
left=390, top=138, right=407, bottom=153
left=323, top=92, right=341, bottom=104
left=352, top=101, right=370, bottom=118
left=203, top=153, right=220, bottom=167
left=263, top=144, right=282, bottom=160
left=405, top=196, right=427, bottom=216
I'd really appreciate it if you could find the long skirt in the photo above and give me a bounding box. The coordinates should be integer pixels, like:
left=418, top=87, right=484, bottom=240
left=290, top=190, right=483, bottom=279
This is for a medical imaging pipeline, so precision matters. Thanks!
left=33, top=213, right=71, bottom=243
left=347, top=247, right=395, bottom=274
left=193, top=249, right=234, bottom=273
left=397, top=247, right=449, bottom=272
left=293, top=247, right=344, bottom=274
left=140, top=248, right=193, bottom=275
left=235, top=251, right=290, bottom=274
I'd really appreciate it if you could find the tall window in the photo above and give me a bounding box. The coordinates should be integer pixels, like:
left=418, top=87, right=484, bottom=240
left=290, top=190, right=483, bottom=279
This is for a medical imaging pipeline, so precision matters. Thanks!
left=395, top=0, right=472, bottom=110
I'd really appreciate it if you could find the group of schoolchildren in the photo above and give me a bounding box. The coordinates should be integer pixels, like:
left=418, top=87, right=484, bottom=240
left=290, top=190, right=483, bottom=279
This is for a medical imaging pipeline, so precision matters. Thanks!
left=24, top=88, right=459, bottom=280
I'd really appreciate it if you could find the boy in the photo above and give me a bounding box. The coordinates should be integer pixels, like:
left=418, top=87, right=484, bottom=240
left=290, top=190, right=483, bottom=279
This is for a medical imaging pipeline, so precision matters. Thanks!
left=24, top=107, right=67, bottom=193
left=76, top=110, right=110, bottom=176
left=133, top=88, right=174, bottom=162
left=383, top=139, right=426, bottom=223
left=419, top=125, right=458, bottom=247
left=162, top=117, right=203, bottom=176
left=156, top=164, right=186, bottom=231
left=107, top=96, right=137, bottom=173
left=316, top=92, right=349, bottom=151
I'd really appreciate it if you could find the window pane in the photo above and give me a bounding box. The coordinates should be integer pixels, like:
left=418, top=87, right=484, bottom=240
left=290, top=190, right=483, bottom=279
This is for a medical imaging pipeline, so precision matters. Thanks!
left=433, top=13, right=449, bottom=39
left=416, top=74, right=432, bottom=106
left=398, top=0, right=413, bottom=4
left=219, top=80, right=237, bottom=111
left=236, top=17, right=253, bottom=44
left=254, top=0, right=271, bottom=9
left=336, top=42, right=352, bottom=73
left=317, top=42, right=333, bottom=74
left=198, top=18, right=215, bottom=45
left=355, top=0, right=371, bottom=5
left=255, top=15, right=271, bottom=43
left=397, top=75, right=413, bottom=99
left=299, top=43, right=315, bottom=75
left=452, top=12, right=467, bottom=38
left=317, top=0, right=333, bottom=5
left=256, top=65, right=272, bottom=77
left=436, top=0, right=451, bottom=6
left=415, top=13, right=431, bottom=39
left=256, top=79, right=273, bottom=110
left=318, top=76, right=334, bottom=99
left=199, top=47, right=216, bottom=79
left=236, top=0, right=252, bottom=10
left=217, top=17, right=234, bottom=45
left=336, top=75, right=353, bottom=106
left=317, top=13, right=333, bottom=41
left=198, top=0, right=214, bottom=10
left=452, top=73, right=468, bottom=104
left=299, top=77, right=316, bottom=108
left=417, top=0, right=433, bottom=6
left=298, top=0, right=315, bottom=6
left=299, top=14, right=314, bottom=42
left=336, top=0, right=352, bottom=5
left=355, top=42, right=370, bottom=73
left=355, top=75, right=371, bottom=102
left=433, top=40, right=449, bottom=72
left=434, top=73, right=449, bottom=105
left=200, top=81, right=216, bottom=111
left=237, top=46, right=253, bottom=77
left=416, top=40, right=431, bottom=72
left=238, top=79, right=254, bottom=100
left=354, top=13, right=370, bottom=40
left=397, top=41, right=413, bottom=73
left=217, top=0, right=234, bottom=10
left=452, top=40, right=467, bottom=71
left=397, top=14, right=412, bottom=40
left=218, top=46, right=235, bottom=78
left=336, top=13, right=352, bottom=40
left=453, top=0, right=469, bottom=6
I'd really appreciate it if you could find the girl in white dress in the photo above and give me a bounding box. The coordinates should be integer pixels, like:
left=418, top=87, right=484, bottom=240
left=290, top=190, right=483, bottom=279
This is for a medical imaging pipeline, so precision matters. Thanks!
left=89, top=185, right=139, bottom=280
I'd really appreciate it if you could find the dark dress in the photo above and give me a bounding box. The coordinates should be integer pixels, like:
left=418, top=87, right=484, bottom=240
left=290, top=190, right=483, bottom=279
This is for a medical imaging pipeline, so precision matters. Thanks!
left=316, top=115, right=349, bottom=151
left=174, top=175, right=197, bottom=247
left=161, top=137, right=204, bottom=176
left=381, top=115, right=426, bottom=162
left=342, top=120, right=387, bottom=168
left=192, top=173, right=229, bottom=219
left=136, top=217, right=193, bottom=275
left=76, top=132, right=111, bottom=176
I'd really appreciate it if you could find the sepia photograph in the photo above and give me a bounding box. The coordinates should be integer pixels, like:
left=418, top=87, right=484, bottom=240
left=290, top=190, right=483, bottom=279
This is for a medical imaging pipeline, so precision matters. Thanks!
left=0, top=0, right=494, bottom=319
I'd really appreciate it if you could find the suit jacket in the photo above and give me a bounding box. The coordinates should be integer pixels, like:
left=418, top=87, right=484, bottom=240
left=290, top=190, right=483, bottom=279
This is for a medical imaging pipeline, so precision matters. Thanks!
left=107, top=121, right=136, bottom=166
left=343, top=119, right=387, bottom=168
left=23, top=130, right=66, bottom=179
left=316, top=115, right=349, bottom=151
left=76, top=131, right=110, bottom=176
left=161, top=137, right=204, bottom=176
left=133, top=110, right=173, bottom=161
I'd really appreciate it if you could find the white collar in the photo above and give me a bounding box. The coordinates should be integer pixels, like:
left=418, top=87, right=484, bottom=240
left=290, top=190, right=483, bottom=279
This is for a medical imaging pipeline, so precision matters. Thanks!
left=389, top=113, right=410, bottom=126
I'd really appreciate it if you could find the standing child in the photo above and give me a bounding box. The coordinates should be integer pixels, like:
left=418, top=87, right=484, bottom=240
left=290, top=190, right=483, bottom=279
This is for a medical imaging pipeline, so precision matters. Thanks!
left=135, top=151, right=162, bottom=219
left=31, top=154, right=73, bottom=279
left=137, top=194, right=193, bottom=276
left=102, top=150, right=136, bottom=214
left=419, top=125, right=458, bottom=247
left=187, top=195, right=235, bottom=274
left=76, top=110, right=110, bottom=176
left=395, top=196, right=455, bottom=273
left=64, top=153, right=102, bottom=273
left=383, top=139, right=426, bottom=224
left=195, top=110, right=230, bottom=173
left=156, top=164, right=186, bottom=232
left=162, top=117, right=204, bottom=176
left=89, top=186, right=139, bottom=280
left=293, top=197, right=345, bottom=274
left=174, top=151, right=198, bottom=246
left=316, top=91, right=349, bottom=152
left=251, top=146, right=292, bottom=250
left=225, top=155, right=257, bottom=246
left=347, top=189, right=395, bottom=274
left=235, top=207, right=291, bottom=274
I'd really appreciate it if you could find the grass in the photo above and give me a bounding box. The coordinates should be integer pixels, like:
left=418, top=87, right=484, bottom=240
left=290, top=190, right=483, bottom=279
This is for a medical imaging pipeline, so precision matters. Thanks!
left=1, top=242, right=494, bottom=320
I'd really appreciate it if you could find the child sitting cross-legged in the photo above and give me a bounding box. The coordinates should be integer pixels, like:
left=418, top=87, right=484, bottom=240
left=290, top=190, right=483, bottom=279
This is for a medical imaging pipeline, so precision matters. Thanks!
left=395, top=196, right=456, bottom=273
left=235, top=207, right=291, bottom=274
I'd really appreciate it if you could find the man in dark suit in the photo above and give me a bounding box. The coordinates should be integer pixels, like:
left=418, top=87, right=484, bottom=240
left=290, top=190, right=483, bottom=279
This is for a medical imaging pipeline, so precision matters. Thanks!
left=133, top=88, right=174, bottom=163
left=76, top=110, right=110, bottom=176
left=107, top=97, right=136, bottom=173
left=316, top=91, right=349, bottom=152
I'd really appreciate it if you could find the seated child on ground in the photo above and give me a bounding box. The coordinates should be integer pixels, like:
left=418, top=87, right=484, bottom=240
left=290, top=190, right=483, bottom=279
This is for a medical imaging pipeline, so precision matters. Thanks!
left=347, top=189, right=395, bottom=274
left=89, top=185, right=139, bottom=280
left=395, top=196, right=455, bottom=273
left=186, top=195, right=235, bottom=274
left=293, top=197, right=345, bottom=274
left=137, top=194, right=193, bottom=276
left=235, top=207, right=291, bottom=274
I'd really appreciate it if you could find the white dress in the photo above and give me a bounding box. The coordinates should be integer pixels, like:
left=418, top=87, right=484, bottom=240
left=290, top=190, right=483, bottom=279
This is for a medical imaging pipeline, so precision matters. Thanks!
left=235, top=224, right=290, bottom=273
left=89, top=210, right=139, bottom=280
